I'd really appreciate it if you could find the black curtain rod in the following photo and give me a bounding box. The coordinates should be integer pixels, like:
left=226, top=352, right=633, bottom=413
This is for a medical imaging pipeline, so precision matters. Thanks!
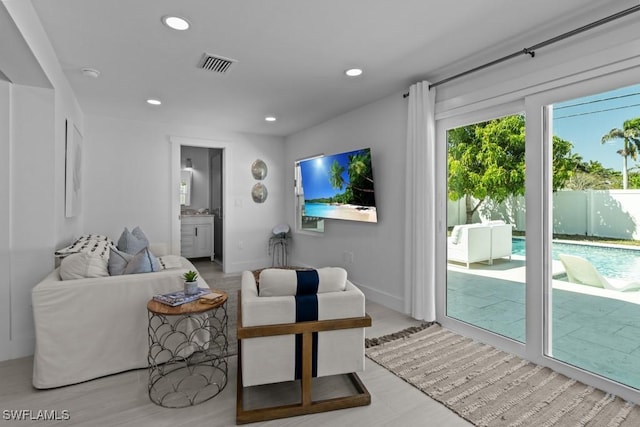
left=403, top=4, right=640, bottom=98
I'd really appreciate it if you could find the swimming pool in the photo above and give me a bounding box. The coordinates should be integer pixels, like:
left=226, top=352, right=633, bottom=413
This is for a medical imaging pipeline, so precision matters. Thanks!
left=511, top=238, right=640, bottom=280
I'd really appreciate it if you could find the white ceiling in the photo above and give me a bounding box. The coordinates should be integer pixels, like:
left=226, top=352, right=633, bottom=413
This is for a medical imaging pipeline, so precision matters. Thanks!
left=28, top=0, right=620, bottom=137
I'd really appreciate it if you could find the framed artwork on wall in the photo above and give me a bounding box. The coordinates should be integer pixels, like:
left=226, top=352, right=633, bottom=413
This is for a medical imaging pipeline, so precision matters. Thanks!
left=65, top=120, right=83, bottom=218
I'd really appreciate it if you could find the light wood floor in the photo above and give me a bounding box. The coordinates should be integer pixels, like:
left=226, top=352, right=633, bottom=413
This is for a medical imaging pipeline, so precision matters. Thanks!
left=1, top=261, right=471, bottom=426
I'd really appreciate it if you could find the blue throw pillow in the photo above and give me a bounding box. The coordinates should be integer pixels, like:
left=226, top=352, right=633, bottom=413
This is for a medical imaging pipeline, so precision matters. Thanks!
left=117, top=226, right=149, bottom=255
left=108, top=248, right=133, bottom=275
left=123, top=247, right=160, bottom=275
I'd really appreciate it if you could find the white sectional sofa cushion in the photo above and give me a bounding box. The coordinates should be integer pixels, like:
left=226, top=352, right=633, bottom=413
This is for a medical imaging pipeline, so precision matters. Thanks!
left=488, top=222, right=513, bottom=263
left=31, top=254, right=206, bottom=389
left=59, top=252, right=110, bottom=280
left=258, top=267, right=348, bottom=296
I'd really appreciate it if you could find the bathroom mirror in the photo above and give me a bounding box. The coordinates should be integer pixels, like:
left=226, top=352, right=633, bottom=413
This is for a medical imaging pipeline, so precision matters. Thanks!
left=180, top=170, right=192, bottom=206
left=251, top=159, right=268, bottom=180
left=251, top=183, right=268, bottom=203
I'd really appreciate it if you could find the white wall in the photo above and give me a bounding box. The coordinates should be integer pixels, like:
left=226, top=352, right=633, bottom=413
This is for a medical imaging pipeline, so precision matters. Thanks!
left=2, top=0, right=85, bottom=247
left=0, top=81, right=10, bottom=360
left=449, top=190, right=640, bottom=240
left=554, top=190, right=640, bottom=239
left=8, top=84, right=55, bottom=359
left=284, top=94, right=408, bottom=312
left=0, top=1, right=84, bottom=361
left=83, top=115, right=286, bottom=273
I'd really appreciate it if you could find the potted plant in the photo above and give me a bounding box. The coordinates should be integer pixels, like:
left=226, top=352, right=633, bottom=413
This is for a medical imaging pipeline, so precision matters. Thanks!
left=183, top=270, right=199, bottom=296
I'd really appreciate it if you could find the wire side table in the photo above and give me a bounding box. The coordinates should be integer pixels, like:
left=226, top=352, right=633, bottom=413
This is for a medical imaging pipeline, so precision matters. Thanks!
left=268, top=234, right=290, bottom=267
left=146, top=291, right=228, bottom=408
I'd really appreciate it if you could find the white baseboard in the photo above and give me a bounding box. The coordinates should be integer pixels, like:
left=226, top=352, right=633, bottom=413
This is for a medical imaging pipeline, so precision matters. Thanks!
left=0, top=337, right=35, bottom=362
left=351, top=279, right=404, bottom=313
left=227, top=257, right=273, bottom=274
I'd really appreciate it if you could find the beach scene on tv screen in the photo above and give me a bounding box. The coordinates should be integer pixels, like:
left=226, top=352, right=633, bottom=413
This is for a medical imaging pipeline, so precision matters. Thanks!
left=300, top=148, right=377, bottom=223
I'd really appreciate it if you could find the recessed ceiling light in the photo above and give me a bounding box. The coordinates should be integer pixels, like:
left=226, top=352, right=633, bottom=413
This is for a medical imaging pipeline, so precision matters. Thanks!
left=265, top=116, right=277, bottom=122
left=146, top=99, right=162, bottom=106
left=80, top=67, right=100, bottom=78
left=345, top=68, right=363, bottom=77
left=162, top=15, right=190, bottom=31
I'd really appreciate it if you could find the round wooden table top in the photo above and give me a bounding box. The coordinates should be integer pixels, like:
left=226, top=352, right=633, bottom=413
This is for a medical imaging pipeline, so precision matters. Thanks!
left=147, top=289, right=228, bottom=315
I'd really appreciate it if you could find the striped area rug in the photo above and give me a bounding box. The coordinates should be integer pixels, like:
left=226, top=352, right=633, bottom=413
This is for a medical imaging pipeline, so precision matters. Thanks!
left=366, top=324, right=640, bottom=426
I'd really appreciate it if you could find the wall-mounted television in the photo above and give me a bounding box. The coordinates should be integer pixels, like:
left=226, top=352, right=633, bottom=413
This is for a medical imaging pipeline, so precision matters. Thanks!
left=298, top=147, right=377, bottom=223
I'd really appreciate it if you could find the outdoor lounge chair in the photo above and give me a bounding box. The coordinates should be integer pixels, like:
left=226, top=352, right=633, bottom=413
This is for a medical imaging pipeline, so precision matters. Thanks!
left=558, top=254, right=640, bottom=292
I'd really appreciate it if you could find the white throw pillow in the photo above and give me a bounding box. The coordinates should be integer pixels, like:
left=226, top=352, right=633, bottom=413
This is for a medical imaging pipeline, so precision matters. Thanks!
left=450, top=226, right=462, bottom=244
left=59, top=252, right=110, bottom=280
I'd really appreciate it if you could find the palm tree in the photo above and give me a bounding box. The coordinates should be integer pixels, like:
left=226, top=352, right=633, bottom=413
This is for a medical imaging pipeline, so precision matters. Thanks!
left=601, top=117, right=640, bottom=189
left=329, top=160, right=345, bottom=190
left=328, top=153, right=376, bottom=206
left=348, top=152, right=374, bottom=186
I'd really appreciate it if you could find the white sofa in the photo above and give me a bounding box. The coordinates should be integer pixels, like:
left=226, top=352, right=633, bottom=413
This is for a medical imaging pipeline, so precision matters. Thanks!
left=447, top=221, right=513, bottom=268
left=31, top=252, right=207, bottom=389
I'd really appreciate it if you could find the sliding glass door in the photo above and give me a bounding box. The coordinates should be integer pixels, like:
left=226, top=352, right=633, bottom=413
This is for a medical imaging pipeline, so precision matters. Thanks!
left=445, top=108, right=527, bottom=343
left=545, top=82, right=640, bottom=390
left=438, top=65, right=640, bottom=403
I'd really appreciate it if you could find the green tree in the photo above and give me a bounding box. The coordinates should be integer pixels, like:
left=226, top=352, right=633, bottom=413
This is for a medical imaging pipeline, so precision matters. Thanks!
left=448, top=115, right=525, bottom=224
left=565, top=160, right=621, bottom=190
left=448, top=115, right=579, bottom=223
left=347, top=151, right=375, bottom=206
left=601, top=117, right=640, bottom=190
left=552, top=135, right=582, bottom=190
left=329, top=160, right=345, bottom=190
left=328, top=150, right=376, bottom=206
left=628, top=171, right=640, bottom=189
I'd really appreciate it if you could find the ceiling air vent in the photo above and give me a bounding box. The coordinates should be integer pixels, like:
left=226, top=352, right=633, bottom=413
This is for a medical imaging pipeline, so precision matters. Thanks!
left=197, top=53, right=237, bottom=74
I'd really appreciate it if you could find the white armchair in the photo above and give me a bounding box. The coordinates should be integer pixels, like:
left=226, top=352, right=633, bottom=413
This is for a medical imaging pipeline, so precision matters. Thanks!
left=236, top=268, right=371, bottom=424
left=488, top=222, right=513, bottom=263
left=447, top=224, right=492, bottom=267
left=447, top=221, right=513, bottom=267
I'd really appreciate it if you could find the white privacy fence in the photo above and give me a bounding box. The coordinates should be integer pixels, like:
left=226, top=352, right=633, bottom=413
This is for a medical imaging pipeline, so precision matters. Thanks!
left=448, top=190, right=640, bottom=240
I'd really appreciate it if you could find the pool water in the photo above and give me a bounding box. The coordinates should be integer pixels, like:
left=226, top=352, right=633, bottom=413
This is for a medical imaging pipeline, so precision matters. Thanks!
left=512, top=238, right=640, bottom=280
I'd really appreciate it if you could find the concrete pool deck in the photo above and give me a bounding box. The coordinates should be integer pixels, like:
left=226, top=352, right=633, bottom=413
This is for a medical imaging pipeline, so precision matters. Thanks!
left=447, top=257, right=640, bottom=390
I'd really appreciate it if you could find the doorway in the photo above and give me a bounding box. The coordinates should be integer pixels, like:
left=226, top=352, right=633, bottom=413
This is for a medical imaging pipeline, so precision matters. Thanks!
left=209, top=149, right=223, bottom=264
left=170, top=137, right=227, bottom=272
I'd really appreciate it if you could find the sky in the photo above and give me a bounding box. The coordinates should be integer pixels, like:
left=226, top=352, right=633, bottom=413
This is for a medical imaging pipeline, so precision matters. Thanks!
left=553, top=83, right=640, bottom=171
left=299, top=148, right=367, bottom=200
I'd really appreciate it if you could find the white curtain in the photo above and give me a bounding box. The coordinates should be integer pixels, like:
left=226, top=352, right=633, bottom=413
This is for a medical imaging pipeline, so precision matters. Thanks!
left=404, top=81, right=436, bottom=321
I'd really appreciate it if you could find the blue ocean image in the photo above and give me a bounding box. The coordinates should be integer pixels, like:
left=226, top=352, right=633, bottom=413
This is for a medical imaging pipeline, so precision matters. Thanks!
left=303, top=203, right=336, bottom=218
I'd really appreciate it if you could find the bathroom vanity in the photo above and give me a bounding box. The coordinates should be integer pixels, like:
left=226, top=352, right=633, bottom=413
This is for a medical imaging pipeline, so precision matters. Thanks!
left=180, top=215, right=214, bottom=260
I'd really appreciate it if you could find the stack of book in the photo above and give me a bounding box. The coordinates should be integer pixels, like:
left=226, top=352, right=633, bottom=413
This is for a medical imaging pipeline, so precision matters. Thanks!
left=153, top=288, right=211, bottom=306
left=198, top=291, right=225, bottom=305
